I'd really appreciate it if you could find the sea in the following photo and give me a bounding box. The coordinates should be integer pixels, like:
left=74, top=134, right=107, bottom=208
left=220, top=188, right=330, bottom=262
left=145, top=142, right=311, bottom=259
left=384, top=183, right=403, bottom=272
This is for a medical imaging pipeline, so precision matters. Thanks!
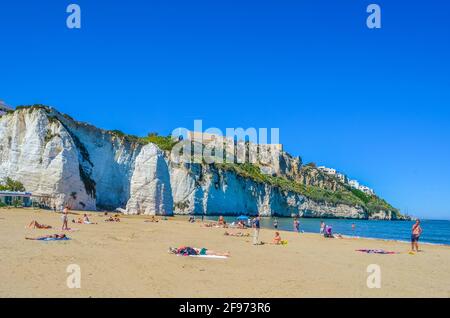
left=204, top=216, right=450, bottom=246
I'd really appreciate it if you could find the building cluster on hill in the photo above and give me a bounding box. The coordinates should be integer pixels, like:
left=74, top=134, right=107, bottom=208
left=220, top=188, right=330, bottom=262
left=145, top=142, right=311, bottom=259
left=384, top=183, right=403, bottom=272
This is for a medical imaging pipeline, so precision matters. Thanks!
left=318, top=166, right=375, bottom=195
left=186, top=130, right=283, bottom=151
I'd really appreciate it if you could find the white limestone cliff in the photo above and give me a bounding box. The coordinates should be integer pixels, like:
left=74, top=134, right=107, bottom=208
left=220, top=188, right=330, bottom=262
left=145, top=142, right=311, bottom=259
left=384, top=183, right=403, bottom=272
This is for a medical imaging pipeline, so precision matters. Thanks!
left=0, top=106, right=401, bottom=220
left=125, top=144, right=173, bottom=215
left=169, top=162, right=367, bottom=218
left=0, top=108, right=96, bottom=210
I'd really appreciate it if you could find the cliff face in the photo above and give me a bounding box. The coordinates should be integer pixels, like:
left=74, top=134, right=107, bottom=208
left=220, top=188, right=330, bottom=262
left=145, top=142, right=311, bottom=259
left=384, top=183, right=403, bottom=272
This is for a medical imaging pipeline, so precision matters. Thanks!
left=0, top=106, right=402, bottom=219
left=0, top=108, right=96, bottom=210
left=169, top=162, right=367, bottom=218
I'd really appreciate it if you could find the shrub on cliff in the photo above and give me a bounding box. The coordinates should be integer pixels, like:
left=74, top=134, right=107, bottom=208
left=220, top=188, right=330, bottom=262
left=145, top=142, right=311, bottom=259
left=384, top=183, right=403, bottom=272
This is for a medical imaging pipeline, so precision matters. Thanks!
left=141, top=132, right=177, bottom=151
left=0, top=178, right=26, bottom=192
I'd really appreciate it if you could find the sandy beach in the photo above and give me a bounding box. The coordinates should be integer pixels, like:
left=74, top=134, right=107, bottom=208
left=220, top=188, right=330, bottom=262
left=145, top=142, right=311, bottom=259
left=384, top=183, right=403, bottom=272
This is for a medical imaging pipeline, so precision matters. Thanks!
left=0, top=208, right=449, bottom=298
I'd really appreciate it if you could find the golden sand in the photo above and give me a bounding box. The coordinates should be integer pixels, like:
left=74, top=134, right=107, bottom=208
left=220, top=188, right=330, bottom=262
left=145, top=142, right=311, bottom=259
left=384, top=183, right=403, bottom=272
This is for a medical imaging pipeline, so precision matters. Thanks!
left=0, top=208, right=449, bottom=297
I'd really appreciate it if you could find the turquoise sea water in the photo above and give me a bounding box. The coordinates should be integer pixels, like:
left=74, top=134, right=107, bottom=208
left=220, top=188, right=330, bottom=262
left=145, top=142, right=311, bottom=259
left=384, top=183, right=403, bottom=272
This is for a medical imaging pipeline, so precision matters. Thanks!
left=205, top=216, right=450, bottom=246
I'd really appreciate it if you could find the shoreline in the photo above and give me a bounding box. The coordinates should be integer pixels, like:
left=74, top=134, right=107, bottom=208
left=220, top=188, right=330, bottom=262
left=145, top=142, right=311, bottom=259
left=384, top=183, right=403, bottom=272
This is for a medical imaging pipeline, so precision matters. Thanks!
left=15, top=208, right=449, bottom=246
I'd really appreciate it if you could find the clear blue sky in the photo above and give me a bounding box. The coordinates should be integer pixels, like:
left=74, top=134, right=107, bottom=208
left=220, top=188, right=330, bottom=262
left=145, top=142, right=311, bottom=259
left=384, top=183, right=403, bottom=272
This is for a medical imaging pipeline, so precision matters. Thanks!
left=1, top=1, right=449, bottom=219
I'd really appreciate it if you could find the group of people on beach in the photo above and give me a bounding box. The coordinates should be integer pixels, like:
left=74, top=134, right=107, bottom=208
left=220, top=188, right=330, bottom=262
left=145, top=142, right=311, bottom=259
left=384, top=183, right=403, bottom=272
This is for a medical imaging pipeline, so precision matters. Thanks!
left=185, top=213, right=425, bottom=257
left=23, top=203, right=425, bottom=255
left=24, top=205, right=124, bottom=241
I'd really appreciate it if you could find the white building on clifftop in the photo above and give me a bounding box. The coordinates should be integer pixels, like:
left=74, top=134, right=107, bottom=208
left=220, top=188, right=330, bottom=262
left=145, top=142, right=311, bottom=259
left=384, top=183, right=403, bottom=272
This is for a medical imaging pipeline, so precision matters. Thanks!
left=318, top=166, right=337, bottom=175
left=0, top=100, right=13, bottom=116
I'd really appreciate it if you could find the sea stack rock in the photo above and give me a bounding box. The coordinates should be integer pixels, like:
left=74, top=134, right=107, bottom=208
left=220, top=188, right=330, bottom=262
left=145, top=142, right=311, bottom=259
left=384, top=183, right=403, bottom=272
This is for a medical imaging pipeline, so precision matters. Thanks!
left=125, top=143, right=173, bottom=215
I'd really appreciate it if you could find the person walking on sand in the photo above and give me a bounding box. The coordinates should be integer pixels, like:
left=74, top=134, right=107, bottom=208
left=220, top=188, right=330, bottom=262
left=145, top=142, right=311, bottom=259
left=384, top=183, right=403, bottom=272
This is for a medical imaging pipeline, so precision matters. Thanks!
left=61, top=206, right=69, bottom=230
left=293, top=217, right=300, bottom=233
left=320, top=221, right=325, bottom=234
left=411, top=219, right=423, bottom=252
left=252, top=216, right=261, bottom=245
left=273, top=217, right=278, bottom=229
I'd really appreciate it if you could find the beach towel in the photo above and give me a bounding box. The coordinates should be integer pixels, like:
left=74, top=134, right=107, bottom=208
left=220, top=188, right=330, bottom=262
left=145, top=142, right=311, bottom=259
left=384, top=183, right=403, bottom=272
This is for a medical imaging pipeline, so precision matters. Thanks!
left=187, top=255, right=228, bottom=259
left=356, top=249, right=398, bottom=254
left=38, top=237, right=71, bottom=241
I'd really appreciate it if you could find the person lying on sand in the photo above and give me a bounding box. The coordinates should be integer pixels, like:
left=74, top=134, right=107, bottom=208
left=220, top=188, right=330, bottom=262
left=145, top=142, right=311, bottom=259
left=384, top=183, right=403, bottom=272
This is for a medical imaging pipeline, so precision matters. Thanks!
left=144, top=216, right=159, bottom=223
left=104, top=216, right=120, bottom=222
left=201, top=222, right=218, bottom=228
left=72, top=217, right=82, bottom=224
left=168, top=246, right=230, bottom=257
left=224, top=231, right=250, bottom=237
left=27, top=220, right=52, bottom=229
left=26, top=233, right=67, bottom=240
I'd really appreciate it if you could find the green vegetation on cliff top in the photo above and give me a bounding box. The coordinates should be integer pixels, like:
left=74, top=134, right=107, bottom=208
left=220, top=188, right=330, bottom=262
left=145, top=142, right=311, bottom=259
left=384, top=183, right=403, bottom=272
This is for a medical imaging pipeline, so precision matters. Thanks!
left=215, top=163, right=399, bottom=217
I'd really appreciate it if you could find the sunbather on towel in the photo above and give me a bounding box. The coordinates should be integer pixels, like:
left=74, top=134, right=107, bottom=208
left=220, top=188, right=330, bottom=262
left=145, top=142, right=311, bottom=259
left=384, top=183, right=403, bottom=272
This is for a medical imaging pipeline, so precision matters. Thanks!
left=105, top=216, right=120, bottom=222
left=201, top=222, right=218, bottom=228
left=26, top=233, right=68, bottom=240
left=224, top=231, right=249, bottom=237
left=27, top=220, right=52, bottom=229
left=168, top=246, right=230, bottom=257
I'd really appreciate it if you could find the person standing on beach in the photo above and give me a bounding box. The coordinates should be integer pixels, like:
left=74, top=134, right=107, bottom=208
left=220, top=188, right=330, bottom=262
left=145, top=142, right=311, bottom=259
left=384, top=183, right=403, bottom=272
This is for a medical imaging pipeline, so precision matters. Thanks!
left=320, top=221, right=325, bottom=234
left=61, top=206, right=69, bottom=231
left=273, top=218, right=278, bottom=229
left=411, top=219, right=423, bottom=252
left=252, top=216, right=261, bottom=245
left=293, top=217, right=300, bottom=233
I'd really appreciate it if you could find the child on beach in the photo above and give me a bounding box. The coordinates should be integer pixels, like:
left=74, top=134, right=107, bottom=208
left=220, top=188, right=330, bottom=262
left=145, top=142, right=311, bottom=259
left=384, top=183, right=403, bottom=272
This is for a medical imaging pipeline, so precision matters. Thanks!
left=272, top=232, right=282, bottom=245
